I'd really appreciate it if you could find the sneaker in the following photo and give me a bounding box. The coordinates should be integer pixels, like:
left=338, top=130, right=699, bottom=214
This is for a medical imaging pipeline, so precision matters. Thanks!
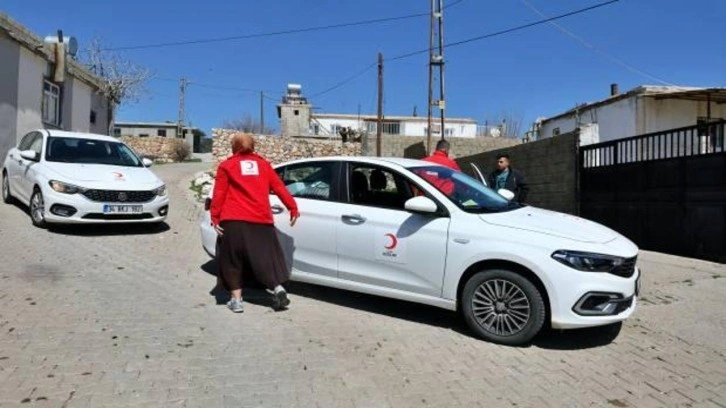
left=272, top=289, right=290, bottom=311
left=227, top=298, right=244, bottom=313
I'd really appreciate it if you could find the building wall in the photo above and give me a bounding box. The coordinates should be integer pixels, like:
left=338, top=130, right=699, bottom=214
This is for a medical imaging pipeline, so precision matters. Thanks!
left=16, top=47, right=45, bottom=139
left=362, top=134, right=520, bottom=160
left=116, top=125, right=180, bottom=138
left=539, top=97, right=638, bottom=143
left=67, top=77, right=92, bottom=132
left=400, top=120, right=477, bottom=138
left=642, top=97, right=726, bottom=133
left=279, top=103, right=312, bottom=137
left=314, top=116, right=477, bottom=138
left=0, top=35, right=19, bottom=163
left=89, top=91, right=109, bottom=135
left=312, top=117, right=361, bottom=136
left=456, top=131, right=581, bottom=215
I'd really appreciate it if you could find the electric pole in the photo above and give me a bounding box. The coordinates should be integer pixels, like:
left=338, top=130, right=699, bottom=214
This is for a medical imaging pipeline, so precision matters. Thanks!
left=178, top=77, right=188, bottom=139
left=260, top=91, right=265, bottom=135
left=376, top=52, right=384, bottom=157
left=426, top=0, right=446, bottom=154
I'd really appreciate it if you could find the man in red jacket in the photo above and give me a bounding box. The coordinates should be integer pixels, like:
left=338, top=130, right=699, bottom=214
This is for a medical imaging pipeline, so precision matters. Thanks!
left=419, top=139, right=460, bottom=196
left=210, top=133, right=300, bottom=313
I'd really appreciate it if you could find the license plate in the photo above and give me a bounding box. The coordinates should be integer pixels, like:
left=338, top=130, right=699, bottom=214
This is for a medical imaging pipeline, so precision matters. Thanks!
left=103, top=204, right=143, bottom=214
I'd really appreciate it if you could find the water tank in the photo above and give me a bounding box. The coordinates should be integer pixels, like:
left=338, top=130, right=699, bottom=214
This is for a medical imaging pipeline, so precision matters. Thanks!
left=287, top=83, right=302, bottom=94
left=44, top=35, right=79, bottom=57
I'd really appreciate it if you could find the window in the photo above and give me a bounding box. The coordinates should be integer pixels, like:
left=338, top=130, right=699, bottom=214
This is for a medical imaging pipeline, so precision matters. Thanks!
left=330, top=124, right=341, bottom=135
left=366, top=121, right=376, bottom=133
left=42, top=80, right=61, bottom=127
left=90, top=110, right=97, bottom=124
left=157, top=129, right=167, bottom=137
left=294, top=110, right=299, bottom=116
left=28, top=134, right=44, bottom=158
left=45, top=137, right=142, bottom=167
left=444, top=128, right=455, bottom=137
left=381, top=122, right=401, bottom=135
left=139, top=133, right=149, bottom=138
left=552, top=127, right=561, bottom=137
left=348, top=164, right=415, bottom=210
left=18, top=132, right=37, bottom=150
left=277, top=162, right=335, bottom=200
left=113, top=128, right=121, bottom=136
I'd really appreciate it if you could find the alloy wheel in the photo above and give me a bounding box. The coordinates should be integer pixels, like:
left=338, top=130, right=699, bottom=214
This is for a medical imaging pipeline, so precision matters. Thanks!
left=471, top=279, right=531, bottom=336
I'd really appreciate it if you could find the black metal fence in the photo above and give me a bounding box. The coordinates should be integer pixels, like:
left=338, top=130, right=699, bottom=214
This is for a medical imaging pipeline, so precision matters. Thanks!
left=579, top=121, right=726, bottom=263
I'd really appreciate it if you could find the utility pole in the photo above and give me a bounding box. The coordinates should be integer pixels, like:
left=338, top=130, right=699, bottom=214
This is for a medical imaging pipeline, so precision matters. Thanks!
left=376, top=52, right=383, bottom=157
left=426, top=0, right=446, bottom=154
left=260, top=91, right=265, bottom=135
left=178, top=77, right=188, bottom=139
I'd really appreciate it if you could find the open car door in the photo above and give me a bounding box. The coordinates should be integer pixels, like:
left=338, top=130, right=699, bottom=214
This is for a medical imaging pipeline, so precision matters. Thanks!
left=470, top=162, right=487, bottom=187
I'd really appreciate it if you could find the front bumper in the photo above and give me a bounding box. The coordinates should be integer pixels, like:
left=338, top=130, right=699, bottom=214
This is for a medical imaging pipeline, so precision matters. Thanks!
left=549, top=263, right=640, bottom=330
left=41, top=187, right=169, bottom=224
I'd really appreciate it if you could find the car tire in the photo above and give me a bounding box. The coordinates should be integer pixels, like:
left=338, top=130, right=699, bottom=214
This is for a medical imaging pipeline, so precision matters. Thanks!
left=29, top=188, right=47, bottom=229
left=2, top=171, right=14, bottom=205
left=461, top=269, right=546, bottom=346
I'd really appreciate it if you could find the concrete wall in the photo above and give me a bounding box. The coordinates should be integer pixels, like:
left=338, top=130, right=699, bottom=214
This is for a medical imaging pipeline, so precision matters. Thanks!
left=69, top=77, right=92, bottom=132
left=539, top=97, right=637, bottom=143
left=642, top=97, right=726, bottom=133
left=456, top=131, right=581, bottom=215
left=16, top=47, right=45, bottom=138
left=89, top=91, right=109, bottom=135
left=116, top=125, right=181, bottom=138
left=0, top=35, right=19, bottom=163
left=401, top=121, right=477, bottom=138
left=279, top=103, right=312, bottom=137
left=362, top=134, right=520, bottom=159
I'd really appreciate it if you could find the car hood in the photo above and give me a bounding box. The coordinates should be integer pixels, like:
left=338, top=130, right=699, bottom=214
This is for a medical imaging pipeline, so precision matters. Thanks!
left=479, top=206, right=620, bottom=244
left=45, top=162, right=162, bottom=188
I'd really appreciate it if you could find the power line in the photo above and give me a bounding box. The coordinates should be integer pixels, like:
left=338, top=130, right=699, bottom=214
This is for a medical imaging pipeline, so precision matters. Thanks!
left=104, top=0, right=466, bottom=51
left=311, top=0, right=620, bottom=98
left=519, top=0, right=675, bottom=86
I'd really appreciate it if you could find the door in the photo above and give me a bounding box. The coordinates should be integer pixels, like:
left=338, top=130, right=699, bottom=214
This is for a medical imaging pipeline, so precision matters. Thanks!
left=16, top=132, right=44, bottom=202
left=270, top=161, right=341, bottom=278
left=6, top=132, right=36, bottom=201
left=470, top=162, right=488, bottom=186
left=337, top=162, right=450, bottom=297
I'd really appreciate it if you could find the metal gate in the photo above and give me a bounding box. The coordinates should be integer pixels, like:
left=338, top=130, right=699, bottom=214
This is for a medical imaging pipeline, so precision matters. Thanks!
left=579, top=121, right=726, bottom=263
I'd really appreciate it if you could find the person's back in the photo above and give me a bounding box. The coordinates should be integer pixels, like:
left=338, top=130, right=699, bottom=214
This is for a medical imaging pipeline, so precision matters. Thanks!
left=422, top=139, right=461, bottom=171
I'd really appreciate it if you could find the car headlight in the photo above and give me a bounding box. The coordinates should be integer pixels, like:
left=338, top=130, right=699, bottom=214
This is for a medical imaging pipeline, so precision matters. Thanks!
left=49, top=180, right=85, bottom=194
left=153, top=184, right=167, bottom=196
left=551, top=250, right=625, bottom=272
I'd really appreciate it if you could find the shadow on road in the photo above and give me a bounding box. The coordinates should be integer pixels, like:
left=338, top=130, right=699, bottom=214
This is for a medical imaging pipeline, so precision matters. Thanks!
left=198, top=260, right=622, bottom=350
left=47, top=222, right=170, bottom=236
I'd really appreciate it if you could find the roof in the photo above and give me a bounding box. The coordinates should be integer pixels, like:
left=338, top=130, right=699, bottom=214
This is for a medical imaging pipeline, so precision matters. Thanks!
left=43, top=129, right=118, bottom=142
left=313, top=112, right=477, bottom=124
left=0, top=12, right=104, bottom=90
left=115, top=121, right=198, bottom=129
left=540, top=85, right=726, bottom=124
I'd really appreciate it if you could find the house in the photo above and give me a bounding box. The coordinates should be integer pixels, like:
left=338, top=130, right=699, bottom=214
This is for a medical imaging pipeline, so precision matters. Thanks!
left=113, top=121, right=205, bottom=153
left=277, top=83, right=482, bottom=139
left=535, top=84, right=726, bottom=145
left=0, top=13, right=111, bottom=162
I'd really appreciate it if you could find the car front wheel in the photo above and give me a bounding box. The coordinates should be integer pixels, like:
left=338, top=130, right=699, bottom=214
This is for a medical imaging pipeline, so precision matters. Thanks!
left=461, top=269, right=546, bottom=346
left=30, top=188, right=47, bottom=228
left=2, top=171, right=14, bottom=204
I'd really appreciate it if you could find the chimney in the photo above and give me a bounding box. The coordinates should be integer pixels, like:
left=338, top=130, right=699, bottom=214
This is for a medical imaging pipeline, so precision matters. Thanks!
left=610, top=83, right=619, bottom=96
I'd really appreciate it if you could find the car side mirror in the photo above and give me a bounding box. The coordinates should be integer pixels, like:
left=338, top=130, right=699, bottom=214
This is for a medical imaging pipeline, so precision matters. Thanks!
left=142, top=158, right=153, bottom=167
left=19, top=150, right=39, bottom=162
left=497, top=188, right=515, bottom=201
left=404, top=196, right=438, bottom=214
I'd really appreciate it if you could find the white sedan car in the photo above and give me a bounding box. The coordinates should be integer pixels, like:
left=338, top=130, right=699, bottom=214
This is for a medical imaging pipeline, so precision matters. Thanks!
left=2, top=129, right=169, bottom=227
left=200, top=157, right=640, bottom=345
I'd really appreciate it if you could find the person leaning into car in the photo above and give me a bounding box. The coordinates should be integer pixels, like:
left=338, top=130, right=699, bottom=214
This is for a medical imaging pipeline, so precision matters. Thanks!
left=210, top=133, right=300, bottom=313
left=486, top=153, right=529, bottom=204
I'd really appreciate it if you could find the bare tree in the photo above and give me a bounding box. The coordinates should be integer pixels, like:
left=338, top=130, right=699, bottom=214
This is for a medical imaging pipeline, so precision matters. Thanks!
left=79, top=37, right=153, bottom=134
left=484, top=110, right=525, bottom=138
left=222, top=115, right=275, bottom=135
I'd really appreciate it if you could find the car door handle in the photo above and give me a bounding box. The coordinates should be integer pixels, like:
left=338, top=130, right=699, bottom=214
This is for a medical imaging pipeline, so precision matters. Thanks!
left=341, top=214, right=366, bottom=224
left=271, top=205, right=284, bottom=214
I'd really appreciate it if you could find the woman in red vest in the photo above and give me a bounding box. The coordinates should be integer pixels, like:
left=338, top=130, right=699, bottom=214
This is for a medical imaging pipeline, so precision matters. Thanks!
left=210, top=133, right=300, bottom=313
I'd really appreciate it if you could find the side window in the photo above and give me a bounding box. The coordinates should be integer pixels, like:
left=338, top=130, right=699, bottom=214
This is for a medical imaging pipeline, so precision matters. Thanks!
left=348, top=164, right=414, bottom=210
left=18, top=132, right=37, bottom=150
left=278, top=162, right=334, bottom=200
left=28, top=134, right=44, bottom=156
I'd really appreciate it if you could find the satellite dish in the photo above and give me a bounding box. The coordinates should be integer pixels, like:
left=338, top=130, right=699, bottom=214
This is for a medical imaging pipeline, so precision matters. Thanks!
left=489, top=127, right=501, bottom=138
left=43, top=35, right=79, bottom=57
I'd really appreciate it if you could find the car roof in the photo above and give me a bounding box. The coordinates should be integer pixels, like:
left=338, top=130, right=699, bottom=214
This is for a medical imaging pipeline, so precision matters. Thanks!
left=273, top=156, right=444, bottom=170
left=41, top=129, right=120, bottom=143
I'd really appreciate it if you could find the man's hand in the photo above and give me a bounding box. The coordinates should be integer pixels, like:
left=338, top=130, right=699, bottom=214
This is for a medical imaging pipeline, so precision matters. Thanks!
left=290, top=212, right=300, bottom=227
left=213, top=224, right=224, bottom=236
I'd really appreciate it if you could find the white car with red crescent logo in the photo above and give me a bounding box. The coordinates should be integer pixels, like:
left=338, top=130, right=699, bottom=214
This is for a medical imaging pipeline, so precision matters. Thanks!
left=199, top=156, right=640, bottom=345
left=2, top=129, right=169, bottom=227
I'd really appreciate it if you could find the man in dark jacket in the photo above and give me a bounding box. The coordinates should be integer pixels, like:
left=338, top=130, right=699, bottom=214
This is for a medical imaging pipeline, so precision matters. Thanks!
left=486, top=154, right=529, bottom=204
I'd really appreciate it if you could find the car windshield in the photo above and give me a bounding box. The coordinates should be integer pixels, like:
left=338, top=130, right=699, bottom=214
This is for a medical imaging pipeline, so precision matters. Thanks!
left=45, top=137, right=143, bottom=167
left=407, top=165, right=520, bottom=213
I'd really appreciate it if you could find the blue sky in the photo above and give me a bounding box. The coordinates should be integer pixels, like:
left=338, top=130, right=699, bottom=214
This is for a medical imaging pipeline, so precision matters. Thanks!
left=5, top=0, right=725, bottom=136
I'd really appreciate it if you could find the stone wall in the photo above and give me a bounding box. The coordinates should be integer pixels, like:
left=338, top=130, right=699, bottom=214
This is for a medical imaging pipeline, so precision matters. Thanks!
left=120, top=136, right=191, bottom=163
left=212, top=129, right=361, bottom=167
left=361, top=134, right=521, bottom=159
left=456, top=130, right=581, bottom=215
